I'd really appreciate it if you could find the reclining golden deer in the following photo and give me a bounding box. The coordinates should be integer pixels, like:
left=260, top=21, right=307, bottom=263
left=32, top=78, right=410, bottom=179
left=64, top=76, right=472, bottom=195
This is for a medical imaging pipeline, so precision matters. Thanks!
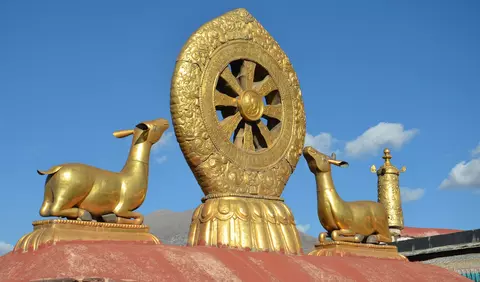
left=37, top=118, right=169, bottom=225
left=303, top=146, right=392, bottom=244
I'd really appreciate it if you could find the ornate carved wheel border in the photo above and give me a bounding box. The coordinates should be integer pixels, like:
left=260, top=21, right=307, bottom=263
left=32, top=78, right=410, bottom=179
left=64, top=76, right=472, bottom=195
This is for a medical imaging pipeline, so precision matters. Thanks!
left=170, top=9, right=306, bottom=197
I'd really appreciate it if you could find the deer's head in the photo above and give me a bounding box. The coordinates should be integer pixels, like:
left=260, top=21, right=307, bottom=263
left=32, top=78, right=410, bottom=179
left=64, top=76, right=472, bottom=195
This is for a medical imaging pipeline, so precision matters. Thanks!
left=302, top=146, right=348, bottom=174
left=113, top=118, right=170, bottom=145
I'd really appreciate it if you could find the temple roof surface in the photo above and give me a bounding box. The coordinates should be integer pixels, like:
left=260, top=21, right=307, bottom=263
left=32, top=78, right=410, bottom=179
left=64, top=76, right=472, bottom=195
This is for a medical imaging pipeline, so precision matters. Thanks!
left=0, top=241, right=469, bottom=281
left=401, top=227, right=462, bottom=238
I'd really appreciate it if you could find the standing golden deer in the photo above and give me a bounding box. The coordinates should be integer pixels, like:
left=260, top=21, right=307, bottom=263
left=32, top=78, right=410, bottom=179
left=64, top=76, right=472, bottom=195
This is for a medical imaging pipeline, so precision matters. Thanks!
left=37, top=118, right=170, bottom=225
left=303, top=146, right=392, bottom=244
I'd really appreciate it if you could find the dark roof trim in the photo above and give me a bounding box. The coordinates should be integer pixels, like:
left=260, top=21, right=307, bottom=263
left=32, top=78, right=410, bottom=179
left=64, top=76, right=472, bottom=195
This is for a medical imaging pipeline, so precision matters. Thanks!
left=393, top=229, right=480, bottom=253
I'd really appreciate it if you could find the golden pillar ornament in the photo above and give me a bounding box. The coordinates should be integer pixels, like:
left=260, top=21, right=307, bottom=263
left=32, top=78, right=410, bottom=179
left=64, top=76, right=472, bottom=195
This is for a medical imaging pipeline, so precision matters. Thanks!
left=170, top=8, right=306, bottom=254
left=370, top=148, right=406, bottom=238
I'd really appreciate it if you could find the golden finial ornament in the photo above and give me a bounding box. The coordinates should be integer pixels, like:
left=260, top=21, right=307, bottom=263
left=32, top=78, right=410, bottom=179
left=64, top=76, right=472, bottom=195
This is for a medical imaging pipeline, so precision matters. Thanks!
left=371, top=148, right=406, bottom=238
left=170, top=8, right=305, bottom=254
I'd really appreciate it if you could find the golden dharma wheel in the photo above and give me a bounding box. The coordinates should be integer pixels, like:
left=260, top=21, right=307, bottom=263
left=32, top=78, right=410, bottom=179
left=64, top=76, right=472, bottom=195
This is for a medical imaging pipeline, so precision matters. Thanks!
left=171, top=9, right=305, bottom=254
left=170, top=8, right=306, bottom=198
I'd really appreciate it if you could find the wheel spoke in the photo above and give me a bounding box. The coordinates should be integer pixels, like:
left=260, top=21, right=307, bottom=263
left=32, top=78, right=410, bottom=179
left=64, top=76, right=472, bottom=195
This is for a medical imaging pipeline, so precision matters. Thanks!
left=238, top=61, right=256, bottom=90
left=219, top=112, right=242, bottom=137
left=253, top=75, right=277, bottom=96
left=215, top=90, right=237, bottom=107
left=234, top=127, right=244, bottom=148
left=263, top=104, right=282, bottom=121
left=256, top=120, right=273, bottom=148
left=243, top=123, right=255, bottom=151
left=220, top=67, right=244, bottom=96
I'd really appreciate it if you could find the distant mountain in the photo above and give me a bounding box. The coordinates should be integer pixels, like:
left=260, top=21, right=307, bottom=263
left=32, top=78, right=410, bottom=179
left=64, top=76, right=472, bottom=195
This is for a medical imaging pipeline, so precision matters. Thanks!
left=144, top=209, right=317, bottom=253
left=144, top=210, right=192, bottom=246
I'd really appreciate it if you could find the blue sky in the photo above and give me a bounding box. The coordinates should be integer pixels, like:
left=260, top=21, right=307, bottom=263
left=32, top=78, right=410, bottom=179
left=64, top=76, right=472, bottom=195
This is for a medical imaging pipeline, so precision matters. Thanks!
left=1, top=0, right=479, bottom=253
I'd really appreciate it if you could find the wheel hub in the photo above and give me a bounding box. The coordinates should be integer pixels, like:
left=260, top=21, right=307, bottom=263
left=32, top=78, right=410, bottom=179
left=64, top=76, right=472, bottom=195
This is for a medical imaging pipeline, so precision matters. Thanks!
left=237, top=90, right=264, bottom=121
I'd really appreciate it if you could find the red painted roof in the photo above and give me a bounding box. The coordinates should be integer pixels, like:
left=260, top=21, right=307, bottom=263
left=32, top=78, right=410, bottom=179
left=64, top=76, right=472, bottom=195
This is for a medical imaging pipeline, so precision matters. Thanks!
left=401, top=227, right=462, bottom=238
left=0, top=241, right=468, bottom=281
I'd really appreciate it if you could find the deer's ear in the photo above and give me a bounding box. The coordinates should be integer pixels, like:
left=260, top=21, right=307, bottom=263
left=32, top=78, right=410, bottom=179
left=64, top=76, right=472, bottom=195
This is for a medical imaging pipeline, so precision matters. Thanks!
left=331, top=152, right=336, bottom=160
left=113, top=129, right=134, bottom=138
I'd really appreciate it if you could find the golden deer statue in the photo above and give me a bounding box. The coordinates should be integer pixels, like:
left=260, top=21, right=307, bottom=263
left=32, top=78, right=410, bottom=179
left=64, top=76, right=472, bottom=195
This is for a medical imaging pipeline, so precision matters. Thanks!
left=303, top=146, right=392, bottom=244
left=37, top=118, right=170, bottom=225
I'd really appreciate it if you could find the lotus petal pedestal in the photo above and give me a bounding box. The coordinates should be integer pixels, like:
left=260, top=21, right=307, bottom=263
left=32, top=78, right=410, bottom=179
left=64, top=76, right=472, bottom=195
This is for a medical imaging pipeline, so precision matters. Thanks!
left=188, top=195, right=302, bottom=254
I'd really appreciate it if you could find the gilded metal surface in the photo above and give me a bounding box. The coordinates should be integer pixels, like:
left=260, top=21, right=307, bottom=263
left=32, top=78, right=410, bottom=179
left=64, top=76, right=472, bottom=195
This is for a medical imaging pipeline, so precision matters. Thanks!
left=37, top=118, right=169, bottom=225
left=303, top=146, right=392, bottom=244
left=14, top=219, right=160, bottom=252
left=308, top=240, right=408, bottom=261
left=188, top=196, right=302, bottom=254
left=171, top=8, right=305, bottom=254
left=170, top=8, right=305, bottom=196
left=371, top=148, right=406, bottom=233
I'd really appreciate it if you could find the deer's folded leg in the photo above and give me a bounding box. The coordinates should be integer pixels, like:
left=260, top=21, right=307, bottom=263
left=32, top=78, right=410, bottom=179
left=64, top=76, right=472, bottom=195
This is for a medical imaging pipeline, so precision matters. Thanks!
left=114, top=211, right=144, bottom=225
left=370, top=233, right=391, bottom=244
left=50, top=207, right=91, bottom=221
left=331, top=229, right=364, bottom=243
left=318, top=232, right=328, bottom=243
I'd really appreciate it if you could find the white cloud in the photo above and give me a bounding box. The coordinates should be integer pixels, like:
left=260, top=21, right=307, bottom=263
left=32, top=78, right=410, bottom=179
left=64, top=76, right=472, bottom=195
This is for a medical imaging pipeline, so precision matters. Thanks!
left=344, top=122, right=419, bottom=157
left=401, top=187, right=425, bottom=203
left=0, top=241, right=13, bottom=255
left=151, top=131, right=174, bottom=165
left=155, top=155, right=168, bottom=164
left=305, top=132, right=337, bottom=154
left=296, top=224, right=311, bottom=233
left=471, top=143, right=480, bottom=156
left=152, top=131, right=174, bottom=152
left=439, top=158, right=480, bottom=191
